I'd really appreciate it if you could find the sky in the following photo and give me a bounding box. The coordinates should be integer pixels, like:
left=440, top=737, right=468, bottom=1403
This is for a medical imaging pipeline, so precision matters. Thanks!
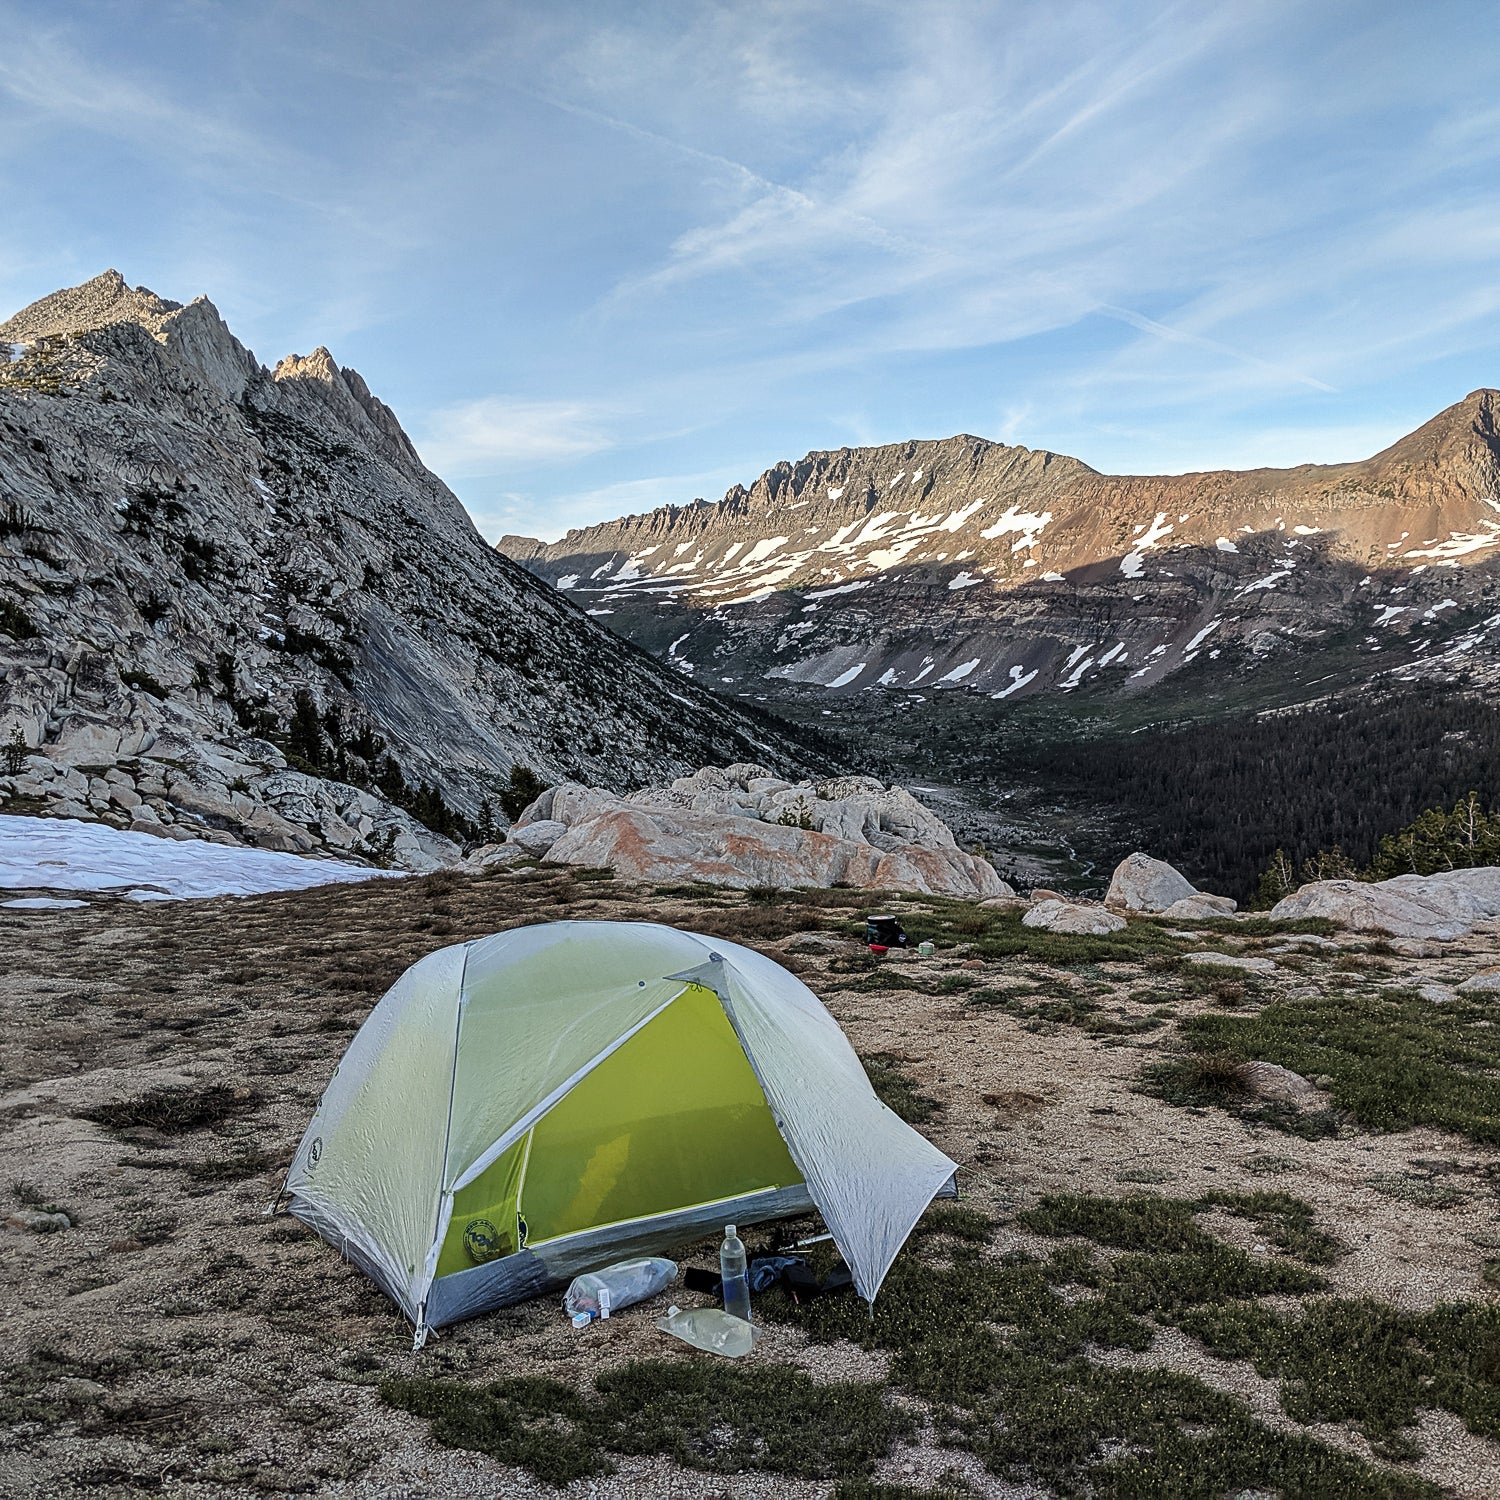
left=2, top=1, right=1499, bottom=542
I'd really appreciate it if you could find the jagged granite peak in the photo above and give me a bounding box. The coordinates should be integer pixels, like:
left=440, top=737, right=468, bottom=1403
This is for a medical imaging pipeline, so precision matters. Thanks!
left=0, top=268, right=183, bottom=341
left=0, top=272, right=838, bottom=867
left=503, top=397, right=1500, bottom=702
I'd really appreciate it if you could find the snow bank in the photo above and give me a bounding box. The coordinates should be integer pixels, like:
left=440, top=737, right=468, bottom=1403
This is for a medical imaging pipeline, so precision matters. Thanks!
left=0, top=815, right=402, bottom=901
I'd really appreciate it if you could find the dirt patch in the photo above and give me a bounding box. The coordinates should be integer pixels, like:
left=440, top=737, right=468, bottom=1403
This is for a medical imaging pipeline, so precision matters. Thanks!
left=2, top=871, right=1499, bottom=1495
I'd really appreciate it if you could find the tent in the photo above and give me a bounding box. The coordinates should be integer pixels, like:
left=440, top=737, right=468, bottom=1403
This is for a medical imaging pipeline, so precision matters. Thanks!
left=278, top=920, right=958, bottom=1344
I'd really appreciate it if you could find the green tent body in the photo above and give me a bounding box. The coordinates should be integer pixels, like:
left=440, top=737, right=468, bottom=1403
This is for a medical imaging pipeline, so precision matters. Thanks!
left=281, top=921, right=957, bottom=1344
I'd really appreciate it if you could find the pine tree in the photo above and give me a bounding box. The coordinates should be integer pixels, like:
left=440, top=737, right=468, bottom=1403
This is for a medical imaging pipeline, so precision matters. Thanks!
left=286, top=690, right=325, bottom=771
left=1254, top=848, right=1297, bottom=909
left=499, top=764, right=547, bottom=821
left=3, top=724, right=27, bottom=776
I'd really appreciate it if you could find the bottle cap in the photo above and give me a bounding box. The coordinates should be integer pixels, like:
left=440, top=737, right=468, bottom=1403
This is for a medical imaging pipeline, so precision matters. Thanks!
left=726, top=1224, right=736, bottom=1237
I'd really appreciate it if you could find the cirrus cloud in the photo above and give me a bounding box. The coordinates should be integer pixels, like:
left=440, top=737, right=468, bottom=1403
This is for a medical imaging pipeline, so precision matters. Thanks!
left=415, top=396, right=616, bottom=477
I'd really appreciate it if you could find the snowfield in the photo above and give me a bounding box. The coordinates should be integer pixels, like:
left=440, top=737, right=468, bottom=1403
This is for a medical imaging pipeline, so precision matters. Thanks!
left=0, top=815, right=403, bottom=903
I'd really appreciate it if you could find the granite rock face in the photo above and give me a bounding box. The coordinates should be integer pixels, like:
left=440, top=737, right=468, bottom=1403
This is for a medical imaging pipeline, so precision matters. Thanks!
left=515, top=764, right=1011, bottom=898
left=1271, top=867, right=1500, bottom=940
left=0, top=273, right=835, bottom=869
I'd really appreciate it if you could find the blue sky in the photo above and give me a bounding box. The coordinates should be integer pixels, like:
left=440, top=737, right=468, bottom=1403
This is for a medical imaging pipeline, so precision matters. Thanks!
left=2, top=1, right=1498, bottom=542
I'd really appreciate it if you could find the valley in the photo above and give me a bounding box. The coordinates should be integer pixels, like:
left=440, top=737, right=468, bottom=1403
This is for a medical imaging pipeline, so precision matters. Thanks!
left=504, top=405, right=1500, bottom=894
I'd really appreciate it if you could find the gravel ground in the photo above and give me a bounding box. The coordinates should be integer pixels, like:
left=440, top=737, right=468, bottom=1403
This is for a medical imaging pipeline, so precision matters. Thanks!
left=3, top=866, right=1499, bottom=1498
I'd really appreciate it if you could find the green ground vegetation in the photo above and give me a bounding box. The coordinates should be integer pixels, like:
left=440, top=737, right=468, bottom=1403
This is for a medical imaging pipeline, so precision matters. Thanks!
left=381, top=1359, right=912, bottom=1487
left=1142, top=982, right=1500, bottom=1146
left=860, top=1052, right=944, bottom=1124
left=387, top=1192, right=1477, bottom=1495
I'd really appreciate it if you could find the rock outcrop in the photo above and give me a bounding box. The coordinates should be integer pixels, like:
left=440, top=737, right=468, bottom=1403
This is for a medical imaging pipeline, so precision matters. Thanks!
left=513, top=764, right=1012, bottom=898
left=1183, top=951, right=1277, bottom=975
left=0, top=272, right=837, bottom=869
left=1, top=743, right=455, bottom=868
left=1270, top=867, right=1500, bottom=939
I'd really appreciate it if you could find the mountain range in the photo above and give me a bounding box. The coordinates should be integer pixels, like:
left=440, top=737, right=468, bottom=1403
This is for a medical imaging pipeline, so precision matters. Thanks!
left=501, top=400, right=1500, bottom=703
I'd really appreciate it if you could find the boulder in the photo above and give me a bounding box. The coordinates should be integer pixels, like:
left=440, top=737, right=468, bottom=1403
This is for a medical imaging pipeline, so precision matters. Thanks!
left=1021, top=899, right=1127, bottom=935
left=543, top=806, right=1009, bottom=899
left=1458, top=969, right=1500, bottom=996
left=1391, top=938, right=1441, bottom=958
left=1268, top=870, right=1500, bottom=940
left=6, top=1207, right=70, bottom=1234
left=1162, top=893, right=1238, bottom=919
left=460, top=842, right=531, bottom=872
left=1106, top=853, right=1197, bottom=912
left=1239, top=1061, right=1323, bottom=1107
left=1183, top=951, right=1277, bottom=975
left=1270, top=933, right=1341, bottom=951
left=508, top=819, right=569, bottom=856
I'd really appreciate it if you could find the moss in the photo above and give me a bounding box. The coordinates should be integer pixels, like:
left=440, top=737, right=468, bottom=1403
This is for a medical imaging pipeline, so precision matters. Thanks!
left=1196, top=1189, right=1343, bottom=1265
left=1017, top=1192, right=1215, bottom=1253
left=754, top=1190, right=1428, bottom=1497
left=909, top=1204, right=993, bottom=1244
left=1181, top=1296, right=1500, bottom=1451
left=953, top=1357, right=1436, bottom=1498
left=380, top=1374, right=608, bottom=1485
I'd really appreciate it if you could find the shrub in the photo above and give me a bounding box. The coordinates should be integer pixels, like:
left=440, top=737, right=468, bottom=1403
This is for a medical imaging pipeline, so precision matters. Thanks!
left=0, top=598, right=36, bottom=638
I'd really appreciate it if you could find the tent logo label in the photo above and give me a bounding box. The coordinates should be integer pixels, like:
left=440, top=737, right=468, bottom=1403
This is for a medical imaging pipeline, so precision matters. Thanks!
left=463, top=1217, right=506, bottom=1264
left=307, top=1137, right=323, bottom=1169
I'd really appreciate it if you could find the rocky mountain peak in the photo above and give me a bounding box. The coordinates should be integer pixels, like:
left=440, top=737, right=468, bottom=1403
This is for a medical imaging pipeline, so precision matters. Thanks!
left=1369, top=388, right=1500, bottom=475
left=0, top=268, right=185, bottom=343
left=274, top=346, right=339, bottom=384
left=1, top=271, right=838, bottom=870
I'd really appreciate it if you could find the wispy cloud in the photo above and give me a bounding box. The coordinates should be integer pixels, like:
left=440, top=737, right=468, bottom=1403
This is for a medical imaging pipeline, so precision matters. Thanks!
left=460, top=465, right=747, bottom=545
left=416, top=397, right=617, bottom=477
left=5, top=0, right=1498, bottom=530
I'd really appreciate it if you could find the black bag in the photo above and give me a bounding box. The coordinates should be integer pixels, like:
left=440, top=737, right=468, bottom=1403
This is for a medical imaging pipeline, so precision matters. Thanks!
left=865, top=914, right=908, bottom=950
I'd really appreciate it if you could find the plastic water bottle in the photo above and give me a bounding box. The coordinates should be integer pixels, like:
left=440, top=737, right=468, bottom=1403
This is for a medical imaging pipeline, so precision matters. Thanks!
left=720, top=1224, right=751, bottom=1322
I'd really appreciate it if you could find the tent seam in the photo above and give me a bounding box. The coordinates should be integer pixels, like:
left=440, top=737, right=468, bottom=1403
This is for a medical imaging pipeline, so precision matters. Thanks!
left=446, top=985, right=689, bottom=1194
left=419, top=939, right=472, bottom=1320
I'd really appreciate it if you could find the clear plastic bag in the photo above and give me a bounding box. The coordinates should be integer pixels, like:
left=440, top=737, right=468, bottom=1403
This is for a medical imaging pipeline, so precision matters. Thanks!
left=656, top=1304, right=760, bottom=1358
left=564, top=1257, right=677, bottom=1321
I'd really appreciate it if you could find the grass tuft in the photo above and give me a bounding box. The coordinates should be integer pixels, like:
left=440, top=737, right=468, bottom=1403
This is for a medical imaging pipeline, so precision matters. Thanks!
left=81, top=1083, right=261, bottom=1136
